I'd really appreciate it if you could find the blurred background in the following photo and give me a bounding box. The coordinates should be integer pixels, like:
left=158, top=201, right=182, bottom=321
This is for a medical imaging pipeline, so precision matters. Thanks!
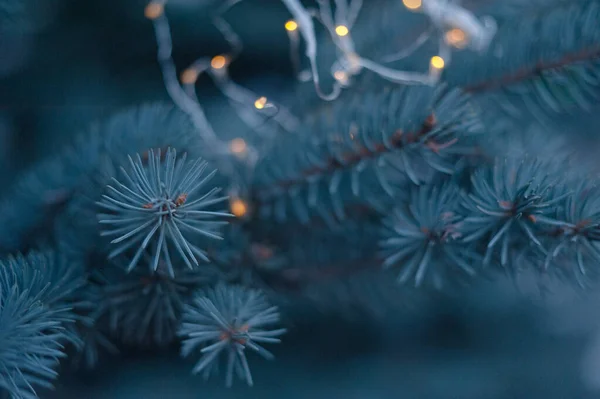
left=3, top=0, right=600, bottom=398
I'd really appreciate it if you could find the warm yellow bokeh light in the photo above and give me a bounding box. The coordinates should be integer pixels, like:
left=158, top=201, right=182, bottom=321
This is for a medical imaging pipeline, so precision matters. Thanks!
left=254, top=96, right=268, bottom=110
left=334, top=70, right=348, bottom=83
left=445, top=28, right=468, bottom=48
left=211, top=55, right=227, bottom=69
left=144, top=2, right=164, bottom=20
left=229, top=138, right=247, bottom=155
left=402, top=0, right=422, bottom=10
left=230, top=199, right=248, bottom=218
left=180, top=68, right=198, bottom=84
left=285, top=20, right=298, bottom=32
left=430, top=55, right=445, bottom=69
left=335, top=25, right=349, bottom=37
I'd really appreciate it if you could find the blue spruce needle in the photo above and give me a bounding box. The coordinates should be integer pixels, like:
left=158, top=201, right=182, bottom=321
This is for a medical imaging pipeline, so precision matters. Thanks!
left=97, top=148, right=231, bottom=277
left=0, top=253, right=77, bottom=399
left=179, top=283, right=286, bottom=387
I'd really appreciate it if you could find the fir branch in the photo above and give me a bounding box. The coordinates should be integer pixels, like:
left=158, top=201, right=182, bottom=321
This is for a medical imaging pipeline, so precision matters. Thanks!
left=256, top=157, right=587, bottom=293
left=97, top=147, right=231, bottom=277
left=448, top=0, right=600, bottom=114
left=0, top=158, right=75, bottom=253
left=256, top=112, right=436, bottom=194
left=536, top=181, right=600, bottom=286
left=252, top=85, right=481, bottom=225
left=70, top=323, right=118, bottom=370
left=68, top=284, right=119, bottom=370
left=178, top=283, right=286, bottom=387
left=0, top=103, right=201, bottom=254
left=464, top=46, right=600, bottom=93
left=94, top=260, right=212, bottom=346
left=0, top=251, right=82, bottom=399
left=55, top=103, right=206, bottom=257
left=380, top=181, right=478, bottom=288
left=460, top=157, right=568, bottom=267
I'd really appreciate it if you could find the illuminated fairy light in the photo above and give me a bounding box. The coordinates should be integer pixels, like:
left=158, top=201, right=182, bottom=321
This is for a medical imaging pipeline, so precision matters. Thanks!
left=144, top=2, right=164, bottom=20
left=210, top=55, right=227, bottom=70
left=180, top=68, right=198, bottom=84
left=430, top=55, right=445, bottom=69
left=333, top=70, right=348, bottom=84
left=285, top=19, right=298, bottom=32
left=444, top=28, right=468, bottom=48
left=402, top=0, right=422, bottom=11
left=335, top=25, right=349, bottom=37
left=254, top=96, right=268, bottom=110
left=229, top=138, right=247, bottom=155
left=230, top=198, right=248, bottom=218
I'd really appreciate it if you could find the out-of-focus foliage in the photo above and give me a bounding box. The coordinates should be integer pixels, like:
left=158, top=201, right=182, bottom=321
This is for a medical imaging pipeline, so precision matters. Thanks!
left=1, top=0, right=600, bottom=398
left=0, top=251, right=82, bottom=399
left=179, top=283, right=286, bottom=386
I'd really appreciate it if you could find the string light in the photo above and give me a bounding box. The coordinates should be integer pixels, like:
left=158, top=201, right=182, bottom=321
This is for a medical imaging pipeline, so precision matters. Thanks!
left=430, top=55, right=445, bottom=69
left=335, top=25, right=350, bottom=37
left=444, top=28, right=468, bottom=48
left=402, top=0, right=422, bottom=11
left=333, top=70, right=348, bottom=84
left=210, top=55, right=227, bottom=70
left=230, top=198, right=248, bottom=218
left=285, top=20, right=298, bottom=32
left=254, top=96, right=268, bottom=110
left=144, top=2, right=164, bottom=20
left=346, top=52, right=361, bottom=74
left=229, top=138, right=247, bottom=155
left=180, top=68, right=198, bottom=84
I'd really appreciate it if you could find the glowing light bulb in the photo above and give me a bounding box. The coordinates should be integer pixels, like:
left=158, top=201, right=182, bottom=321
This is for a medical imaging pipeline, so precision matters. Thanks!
left=230, top=198, right=248, bottom=218
left=402, top=0, right=422, bottom=11
left=211, top=55, right=227, bottom=69
left=334, top=70, right=348, bottom=84
left=430, top=55, right=445, bottom=69
left=229, top=138, right=247, bottom=155
left=144, top=2, right=164, bottom=20
left=180, top=68, right=198, bottom=84
left=444, top=28, right=468, bottom=48
left=285, top=20, right=298, bottom=32
left=254, top=96, right=268, bottom=110
left=335, top=25, right=349, bottom=37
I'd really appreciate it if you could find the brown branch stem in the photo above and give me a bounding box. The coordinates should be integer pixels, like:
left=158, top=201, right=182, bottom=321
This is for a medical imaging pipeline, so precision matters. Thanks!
left=253, top=113, right=437, bottom=199
left=465, top=45, right=600, bottom=93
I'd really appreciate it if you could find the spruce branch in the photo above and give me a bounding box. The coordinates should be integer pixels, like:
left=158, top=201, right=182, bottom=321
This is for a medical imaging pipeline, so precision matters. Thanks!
left=0, top=252, right=83, bottom=399
left=0, top=104, right=201, bottom=255
left=55, top=104, right=204, bottom=258
left=178, top=283, right=286, bottom=387
left=252, top=85, right=481, bottom=225
left=464, top=47, right=600, bottom=94
left=380, top=181, right=478, bottom=288
left=68, top=284, right=119, bottom=370
left=449, top=0, right=600, bottom=115
left=71, top=324, right=118, bottom=370
left=97, top=148, right=231, bottom=277
left=94, top=260, right=212, bottom=346
left=460, top=157, right=569, bottom=267
left=4, top=0, right=600, bottom=393
left=537, top=181, right=600, bottom=286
